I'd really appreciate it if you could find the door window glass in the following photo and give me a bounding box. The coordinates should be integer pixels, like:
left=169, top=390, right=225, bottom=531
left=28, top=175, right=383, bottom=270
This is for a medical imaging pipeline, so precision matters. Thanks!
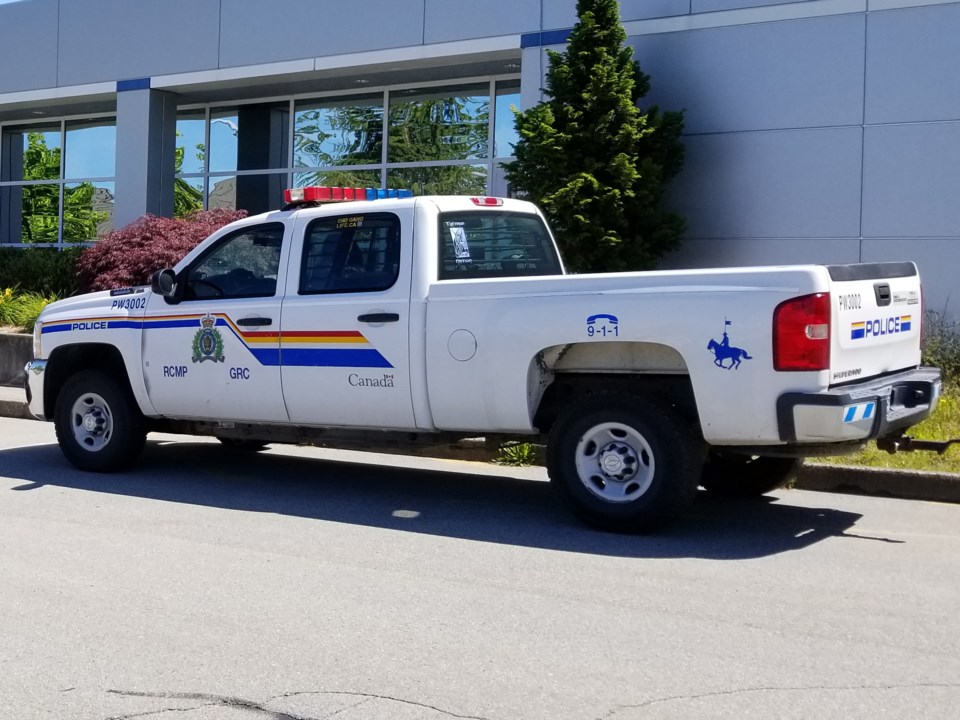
left=182, top=223, right=284, bottom=300
left=300, top=213, right=400, bottom=295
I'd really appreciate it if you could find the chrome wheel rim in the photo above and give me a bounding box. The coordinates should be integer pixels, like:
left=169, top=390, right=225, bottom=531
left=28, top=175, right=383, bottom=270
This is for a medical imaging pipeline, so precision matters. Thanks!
left=574, top=422, right=654, bottom=503
left=69, top=392, right=113, bottom=453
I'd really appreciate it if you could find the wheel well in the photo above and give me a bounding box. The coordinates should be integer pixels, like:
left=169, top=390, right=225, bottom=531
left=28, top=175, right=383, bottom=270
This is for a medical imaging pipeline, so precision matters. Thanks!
left=533, top=373, right=699, bottom=435
left=44, top=344, right=132, bottom=419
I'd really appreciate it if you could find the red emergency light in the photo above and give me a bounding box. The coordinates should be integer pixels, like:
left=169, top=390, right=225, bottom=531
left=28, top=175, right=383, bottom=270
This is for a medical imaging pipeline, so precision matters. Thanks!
left=470, top=196, right=504, bottom=206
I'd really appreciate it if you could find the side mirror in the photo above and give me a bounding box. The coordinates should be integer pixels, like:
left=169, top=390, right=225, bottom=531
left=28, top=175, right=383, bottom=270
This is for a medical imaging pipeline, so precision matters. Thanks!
left=151, top=269, right=177, bottom=297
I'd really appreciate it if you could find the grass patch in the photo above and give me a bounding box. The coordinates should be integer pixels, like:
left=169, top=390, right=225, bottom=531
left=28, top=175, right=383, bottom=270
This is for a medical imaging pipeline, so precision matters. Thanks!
left=813, top=387, right=960, bottom=473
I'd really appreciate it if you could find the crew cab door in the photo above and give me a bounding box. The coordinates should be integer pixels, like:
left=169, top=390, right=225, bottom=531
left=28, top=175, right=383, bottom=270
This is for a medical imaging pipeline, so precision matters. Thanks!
left=142, top=221, right=290, bottom=422
left=280, top=208, right=415, bottom=429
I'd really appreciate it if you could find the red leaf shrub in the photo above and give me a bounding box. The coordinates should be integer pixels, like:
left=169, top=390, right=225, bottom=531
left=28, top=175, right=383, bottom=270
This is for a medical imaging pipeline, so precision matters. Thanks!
left=75, top=209, right=248, bottom=293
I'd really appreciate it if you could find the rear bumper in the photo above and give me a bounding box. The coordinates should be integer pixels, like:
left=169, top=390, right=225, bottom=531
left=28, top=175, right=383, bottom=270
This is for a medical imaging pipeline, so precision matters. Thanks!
left=24, top=360, right=47, bottom=420
left=777, top=366, right=941, bottom=443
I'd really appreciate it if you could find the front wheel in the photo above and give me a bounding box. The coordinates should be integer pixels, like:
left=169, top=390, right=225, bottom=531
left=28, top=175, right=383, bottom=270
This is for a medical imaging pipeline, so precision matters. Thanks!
left=54, top=371, right=146, bottom=472
left=546, top=392, right=701, bottom=533
left=700, top=453, right=800, bottom=497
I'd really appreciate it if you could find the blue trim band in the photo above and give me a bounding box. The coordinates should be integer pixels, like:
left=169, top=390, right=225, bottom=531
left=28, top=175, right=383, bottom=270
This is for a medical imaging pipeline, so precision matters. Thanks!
left=117, top=78, right=151, bottom=92
left=520, top=28, right=572, bottom=48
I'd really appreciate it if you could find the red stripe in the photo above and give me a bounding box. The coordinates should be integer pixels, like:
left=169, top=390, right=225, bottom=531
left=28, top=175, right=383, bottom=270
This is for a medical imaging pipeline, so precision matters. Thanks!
left=280, top=330, right=364, bottom=338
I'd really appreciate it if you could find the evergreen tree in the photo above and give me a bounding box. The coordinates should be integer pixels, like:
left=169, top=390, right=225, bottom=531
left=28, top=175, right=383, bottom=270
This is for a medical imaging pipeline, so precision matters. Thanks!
left=504, top=0, right=685, bottom=272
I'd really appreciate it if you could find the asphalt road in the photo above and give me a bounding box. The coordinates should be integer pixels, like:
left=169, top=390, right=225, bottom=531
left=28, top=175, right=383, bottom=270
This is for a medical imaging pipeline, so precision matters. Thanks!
left=1, top=417, right=958, bottom=720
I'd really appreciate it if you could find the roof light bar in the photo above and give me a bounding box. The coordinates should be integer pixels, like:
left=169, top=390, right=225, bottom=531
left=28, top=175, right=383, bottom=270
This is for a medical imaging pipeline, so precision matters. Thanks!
left=283, top=186, right=414, bottom=206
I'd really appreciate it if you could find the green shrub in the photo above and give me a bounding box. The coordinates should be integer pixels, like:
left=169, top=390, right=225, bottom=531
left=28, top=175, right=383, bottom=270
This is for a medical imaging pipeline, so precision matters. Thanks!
left=922, top=311, right=960, bottom=386
left=0, top=287, right=59, bottom=332
left=0, top=247, right=80, bottom=296
left=495, top=442, right=541, bottom=467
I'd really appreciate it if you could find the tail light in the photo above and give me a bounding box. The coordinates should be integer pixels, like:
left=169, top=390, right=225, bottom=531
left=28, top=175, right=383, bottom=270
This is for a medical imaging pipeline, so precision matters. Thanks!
left=774, top=293, right=831, bottom=371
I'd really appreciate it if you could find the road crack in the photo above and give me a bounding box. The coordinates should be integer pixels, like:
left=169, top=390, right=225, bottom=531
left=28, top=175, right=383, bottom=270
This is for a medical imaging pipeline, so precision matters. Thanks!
left=107, top=688, right=493, bottom=720
left=599, top=681, right=960, bottom=718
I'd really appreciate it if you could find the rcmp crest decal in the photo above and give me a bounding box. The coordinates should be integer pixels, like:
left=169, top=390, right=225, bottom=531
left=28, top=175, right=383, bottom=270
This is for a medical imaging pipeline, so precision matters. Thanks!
left=192, top=313, right=225, bottom=363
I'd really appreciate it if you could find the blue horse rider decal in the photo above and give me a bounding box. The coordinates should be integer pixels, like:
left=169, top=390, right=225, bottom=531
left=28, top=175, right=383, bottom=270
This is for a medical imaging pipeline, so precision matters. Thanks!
left=708, top=320, right=752, bottom=370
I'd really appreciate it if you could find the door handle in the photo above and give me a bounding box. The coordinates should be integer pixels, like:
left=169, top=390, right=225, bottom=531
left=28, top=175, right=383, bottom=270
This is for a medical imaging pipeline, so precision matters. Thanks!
left=358, top=313, right=399, bottom=323
left=236, top=317, right=273, bottom=327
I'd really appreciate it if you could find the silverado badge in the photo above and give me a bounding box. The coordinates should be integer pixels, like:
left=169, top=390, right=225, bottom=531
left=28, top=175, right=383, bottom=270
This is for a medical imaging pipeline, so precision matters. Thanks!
left=192, top=313, right=225, bottom=363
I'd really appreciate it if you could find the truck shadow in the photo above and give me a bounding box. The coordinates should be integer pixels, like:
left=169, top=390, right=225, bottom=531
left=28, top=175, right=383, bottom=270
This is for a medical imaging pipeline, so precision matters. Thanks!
left=1, top=440, right=872, bottom=560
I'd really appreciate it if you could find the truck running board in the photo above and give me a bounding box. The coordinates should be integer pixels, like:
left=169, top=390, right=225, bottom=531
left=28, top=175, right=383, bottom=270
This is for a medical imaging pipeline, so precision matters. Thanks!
left=877, top=435, right=960, bottom=455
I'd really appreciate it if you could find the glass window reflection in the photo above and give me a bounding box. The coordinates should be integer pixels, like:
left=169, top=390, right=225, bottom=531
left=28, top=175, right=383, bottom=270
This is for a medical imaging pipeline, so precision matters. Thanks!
left=388, top=85, right=490, bottom=163
left=293, top=170, right=380, bottom=190
left=209, top=111, right=239, bottom=173
left=1, top=124, right=61, bottom=182
left=388, top=165, right=487, bottom=196
left=65, top=120, right=116, bottom=179
left=494, top=82, right=520, bottom=158
left=18, top=184, right=61, bottom=243
left=294, top=95, right=383, bottom=168
left=176, top=111, right=206, bottom=175
left=63, top=181, right=114, bottom=242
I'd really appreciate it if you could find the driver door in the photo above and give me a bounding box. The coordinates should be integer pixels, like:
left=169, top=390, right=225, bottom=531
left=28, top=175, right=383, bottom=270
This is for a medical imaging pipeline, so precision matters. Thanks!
left=142, top=221, right=290, bottom=422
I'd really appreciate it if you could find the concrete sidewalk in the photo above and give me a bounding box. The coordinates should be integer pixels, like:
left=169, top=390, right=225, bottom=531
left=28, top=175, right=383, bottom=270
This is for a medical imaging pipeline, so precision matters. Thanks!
left=1, top=382, right=957, bottom=504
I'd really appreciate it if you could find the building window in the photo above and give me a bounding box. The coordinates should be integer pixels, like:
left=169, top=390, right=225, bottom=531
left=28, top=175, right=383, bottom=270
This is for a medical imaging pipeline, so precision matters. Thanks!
left=175, top=75, right=520, bottom=219
left=0, top=117, right=116, bottom=246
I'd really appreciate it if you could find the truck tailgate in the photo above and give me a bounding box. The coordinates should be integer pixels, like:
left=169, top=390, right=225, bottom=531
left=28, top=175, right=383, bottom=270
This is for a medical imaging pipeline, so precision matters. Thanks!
left=828, top=262, right=922, bottom=384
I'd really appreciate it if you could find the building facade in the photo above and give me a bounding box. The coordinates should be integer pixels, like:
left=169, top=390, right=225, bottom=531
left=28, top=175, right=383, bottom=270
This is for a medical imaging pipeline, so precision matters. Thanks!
left=0, top=0, right=958, bottom=316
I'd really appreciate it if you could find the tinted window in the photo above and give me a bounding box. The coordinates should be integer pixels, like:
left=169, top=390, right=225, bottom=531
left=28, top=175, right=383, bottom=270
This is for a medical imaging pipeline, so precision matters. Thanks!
left=300, top=213, right=400, bottom=294
left=183, top=223, right=284, bottom=300
left=438, top=211, right=561, bottom=280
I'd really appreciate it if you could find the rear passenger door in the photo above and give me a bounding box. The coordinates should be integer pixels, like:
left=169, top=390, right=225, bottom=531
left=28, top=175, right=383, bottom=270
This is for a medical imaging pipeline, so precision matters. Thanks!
left=280, top=208, right=415, bottom=429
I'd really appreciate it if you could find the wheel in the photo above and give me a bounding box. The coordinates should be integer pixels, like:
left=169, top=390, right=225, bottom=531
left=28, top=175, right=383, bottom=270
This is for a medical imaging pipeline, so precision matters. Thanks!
left=546, top=392, right=701, bottom=533
left=54, top=370, right=146, bottom=472
left=217, top=437, right=269, bottom=452
left=700, top=452, right=800, bottom=497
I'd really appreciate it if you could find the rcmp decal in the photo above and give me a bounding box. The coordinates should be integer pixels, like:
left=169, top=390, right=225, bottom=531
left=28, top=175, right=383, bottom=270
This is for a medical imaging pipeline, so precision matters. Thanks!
left=708, top=320, right=752, bottom=370
left=851, top=315, right=912, bottom=340
left=191, top=313, right=225, bottom=363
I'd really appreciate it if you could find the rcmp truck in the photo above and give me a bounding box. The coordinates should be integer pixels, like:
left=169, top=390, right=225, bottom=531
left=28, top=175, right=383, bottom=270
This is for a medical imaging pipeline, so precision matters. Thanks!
left=24, top=187, right=943, bottom=531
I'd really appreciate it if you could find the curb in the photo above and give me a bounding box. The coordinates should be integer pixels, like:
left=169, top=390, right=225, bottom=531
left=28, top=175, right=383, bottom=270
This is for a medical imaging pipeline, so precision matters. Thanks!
left=1, top=384, right=957, bottom=504
left=794, top=462, right=960, bottom=504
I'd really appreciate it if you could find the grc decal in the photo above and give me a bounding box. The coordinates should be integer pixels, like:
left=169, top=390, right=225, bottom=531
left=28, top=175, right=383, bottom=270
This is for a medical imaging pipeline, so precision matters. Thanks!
left=851, top=315, right=912, bottom=340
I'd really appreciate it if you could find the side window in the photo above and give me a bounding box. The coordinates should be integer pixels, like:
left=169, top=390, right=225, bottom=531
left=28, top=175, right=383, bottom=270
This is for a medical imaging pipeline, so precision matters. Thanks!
left=182, top=224, right=284, bottom=300
left=300, top=212, right=400, bottom=294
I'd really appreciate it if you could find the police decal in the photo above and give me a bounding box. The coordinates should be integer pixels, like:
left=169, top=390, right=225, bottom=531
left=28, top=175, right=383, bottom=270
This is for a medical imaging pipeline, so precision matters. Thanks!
left=191, top=313, right=225, bottom=363
left=708, top=319, right=752, bottom=370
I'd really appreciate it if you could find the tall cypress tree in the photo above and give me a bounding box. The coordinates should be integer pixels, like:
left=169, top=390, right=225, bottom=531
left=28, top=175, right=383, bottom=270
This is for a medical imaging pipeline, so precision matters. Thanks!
left=504, top=0, right=685, bottom=273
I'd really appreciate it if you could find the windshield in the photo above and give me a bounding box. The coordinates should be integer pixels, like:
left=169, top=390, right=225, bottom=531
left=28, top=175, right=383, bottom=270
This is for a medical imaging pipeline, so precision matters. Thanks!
left=437, top=210, right=562, bottom=280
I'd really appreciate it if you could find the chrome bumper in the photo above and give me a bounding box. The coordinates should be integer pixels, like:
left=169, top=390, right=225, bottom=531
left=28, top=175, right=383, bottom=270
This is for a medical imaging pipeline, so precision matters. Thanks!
left=777, top=367, right=942, bottom=443
left=24, top=360, right=47, bottom=420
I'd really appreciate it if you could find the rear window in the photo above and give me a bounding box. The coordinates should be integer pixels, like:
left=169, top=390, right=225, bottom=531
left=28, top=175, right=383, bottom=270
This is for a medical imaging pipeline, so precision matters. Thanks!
left=438, top=211, right=562, bottom=280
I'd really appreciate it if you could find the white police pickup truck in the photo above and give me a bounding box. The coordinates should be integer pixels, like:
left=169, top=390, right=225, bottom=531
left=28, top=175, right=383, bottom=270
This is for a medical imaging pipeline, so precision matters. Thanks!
left=24, top=187, right=942, bottom=531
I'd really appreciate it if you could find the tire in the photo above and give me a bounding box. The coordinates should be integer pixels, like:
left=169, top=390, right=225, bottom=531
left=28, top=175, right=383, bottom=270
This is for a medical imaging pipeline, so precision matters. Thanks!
left=54, top=370, right=146, bottom=472
left=217, top=437, right=269, bottom=452
left=546, top=392, right=701, bottom=533
left=700, top=452, right=800, bottom=497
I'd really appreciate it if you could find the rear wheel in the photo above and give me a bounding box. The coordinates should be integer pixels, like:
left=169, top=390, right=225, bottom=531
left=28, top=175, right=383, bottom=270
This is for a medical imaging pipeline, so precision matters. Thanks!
left=700, top=452, right=800, bottom=497
left=54, top=371, right=146, bottom=472
left=546, top=392, right=701, bottom=533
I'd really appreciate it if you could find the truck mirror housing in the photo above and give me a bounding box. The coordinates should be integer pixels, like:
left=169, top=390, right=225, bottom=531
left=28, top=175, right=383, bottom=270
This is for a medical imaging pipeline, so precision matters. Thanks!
left=151, top=269, right=177, bottom=297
